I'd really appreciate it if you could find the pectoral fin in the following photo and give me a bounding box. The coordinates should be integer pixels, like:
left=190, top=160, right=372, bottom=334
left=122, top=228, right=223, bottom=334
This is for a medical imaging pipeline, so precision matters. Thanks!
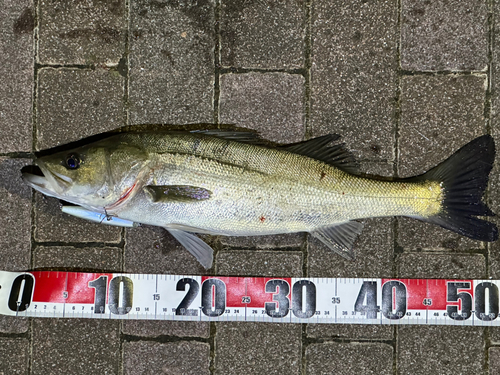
left=310, top=221, right=364, bottom=260
left=144, top=185, right=212, bottom=203
left=166, top=228, right=214, bottom=269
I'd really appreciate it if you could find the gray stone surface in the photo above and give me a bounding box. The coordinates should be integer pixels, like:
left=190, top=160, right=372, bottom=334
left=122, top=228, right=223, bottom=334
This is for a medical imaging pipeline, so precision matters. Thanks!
left=219, top=72, right=305, bottom=143
left=216, top=250, right=303, bottom=277
left=32, top=319, right=120, bottom=375
left=397, top=252, right=486, bottom=279
left=307, top=324, right=393, bottom=341
left=220, top=233, right=305, bottom=251
left=0, top=338, right=29, bottom=375
left=220, top=0, right=305, bottom=69
left=399, top=75, right=486, bottom=177
left=36, top=67, right=125, bottom=150
left=398, top=326, right=484, bottom=375
left=0, top=159, right=31, bottom=271
left=123, top=341, right=210, bottom=375
left=122, top=320, right=209, bottom=339
left=129, top=0, right=214, bottom=125
left=490, top=347, right=500, bottom=375
left=38, top=0, right=126, bottom=65
left=311, top=0, right=398, bottom=162
left=34, top=193, right=122, bottom=243
left=33, top=245, right=122, bottom=272
left=0, top=0, right=34, bottom=153
left=124, top=225, right=210, bottom=274
left=215, top=322, right=301, bottom=375
left=306, top=342, right=393, bottom=375
left=308, top=218, right=394, bottom=278
left=401, top=0, right=488, bottom=71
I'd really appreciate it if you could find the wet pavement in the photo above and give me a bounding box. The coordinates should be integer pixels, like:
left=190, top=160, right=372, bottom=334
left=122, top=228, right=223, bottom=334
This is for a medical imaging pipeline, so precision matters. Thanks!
left=0, top=0, right=499, bottom=374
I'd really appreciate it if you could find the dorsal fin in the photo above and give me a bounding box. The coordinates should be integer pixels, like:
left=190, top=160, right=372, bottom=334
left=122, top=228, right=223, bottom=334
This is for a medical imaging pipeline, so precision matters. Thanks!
left=191, top=129, right=261, bottom=144
left=282, top=134, right=359, bottom=174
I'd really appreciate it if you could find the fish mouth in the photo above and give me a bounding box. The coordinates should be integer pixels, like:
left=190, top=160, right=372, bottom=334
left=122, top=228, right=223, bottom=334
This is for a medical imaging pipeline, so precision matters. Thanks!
left=21, top=160, right=71, bottom=199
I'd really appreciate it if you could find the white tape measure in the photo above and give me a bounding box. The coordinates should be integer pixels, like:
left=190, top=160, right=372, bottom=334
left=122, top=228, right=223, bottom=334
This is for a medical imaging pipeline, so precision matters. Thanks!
left=0, top=270, right=498, bottom=325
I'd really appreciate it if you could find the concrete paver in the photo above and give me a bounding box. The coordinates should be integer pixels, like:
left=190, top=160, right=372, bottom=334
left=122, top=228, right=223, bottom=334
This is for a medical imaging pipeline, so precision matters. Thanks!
left=0, top=0, right=34, bottom=153
left=220, top=0, right=305, bottom=69
left=0, top=338, right=29, bottom=375
left=401, top=0, right=488, bottom=71
left=123, top=341, right=210, bottom=375
left=38, top=0, right=126, bottom=65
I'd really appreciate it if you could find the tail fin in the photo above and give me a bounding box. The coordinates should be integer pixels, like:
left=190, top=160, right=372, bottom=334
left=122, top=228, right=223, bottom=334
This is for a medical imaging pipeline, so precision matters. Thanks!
left=411, top=135, right=498, bottom=242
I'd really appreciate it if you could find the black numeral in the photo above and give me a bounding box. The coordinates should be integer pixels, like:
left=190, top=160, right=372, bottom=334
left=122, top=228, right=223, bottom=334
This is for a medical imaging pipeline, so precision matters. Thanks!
left=202, top=278, right=226, bottom=317
left=8, top=274, right=34, bottom=312
left=265, top=279, right=290, bottom=318
left=292, top=280, right=316, bottom=319
left=175, top=278, right=199, bottom=316
left=108, top=276, right=133, bottom=315
left=382, top=280, right=407, bottom=320
left=447, top=282, right=472, bottom=321
left=475, top=282, right=499, bottom=321
left=354, top=281, right=379, bottom=319
left=88, top=275, right=108, bottom=314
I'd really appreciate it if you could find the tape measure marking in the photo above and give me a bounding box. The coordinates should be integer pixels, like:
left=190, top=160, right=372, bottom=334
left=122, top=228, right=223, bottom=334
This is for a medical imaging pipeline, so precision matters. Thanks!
left=0, top=271, right=498, bottom=325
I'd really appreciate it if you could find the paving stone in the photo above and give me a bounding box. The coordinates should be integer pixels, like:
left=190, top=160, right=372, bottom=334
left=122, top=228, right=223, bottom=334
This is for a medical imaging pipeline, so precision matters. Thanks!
left=398, top=326, right=484, bottom=375
left=397, top=252, right=486, bottom=279
left=0, top=159, right=31, bottom=271
left=0, top=0, right=34, bottom=153
left=401, top=0, right=488, bottom=71
left=123, top=341, right=210, bottom=375
left=489, top=347, right=500, bottom=375
left=220, top=0, right=305, bottom=69
left=306, top=342, right=393, bottom=375
left=308, top=218, right=394, bottom=278
left=33, top=245, right=121, bottom=272
left=34, top=193, right=122, bottom=243
left=311, top=0, right=398, bottom=161
left=0, top=338, right=29, bottom=375
left=129, top=0, right=214, bottom=125
left=122, top=320, right=209, bottom=339
left=216, top=250, right=303, bottom=277
left=219, top=73, right=305, bottom=143
left=0, top=165, right=30, bottom=332
left=398, top=75, right=487, bottom=251
left=399, top=75, right=486, bottom=177
left=215, top=322, right=301, bottom=375
left=36, top=67, right=125, bottom=150
left=32, top=319, right=120, bottom=375
left=307, top=324, right=393, bottom=341
left=124, top=225, right=210, bottom=274
left=220, top=233, right=305, bottom=251
left=38, top=0, right=126, bottom=65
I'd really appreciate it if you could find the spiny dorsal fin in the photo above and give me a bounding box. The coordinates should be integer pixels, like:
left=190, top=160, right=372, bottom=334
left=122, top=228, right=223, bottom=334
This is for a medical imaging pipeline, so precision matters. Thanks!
left=191, top=129, right=261, bottom=144
left=282, top=134, right=359, bottom=174
left=310, top=221, right=364, bottom=260
left=144, top=185, right=212, bottom=203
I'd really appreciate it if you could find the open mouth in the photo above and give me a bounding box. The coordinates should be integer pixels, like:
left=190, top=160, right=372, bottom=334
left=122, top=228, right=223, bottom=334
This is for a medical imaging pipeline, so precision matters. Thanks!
left=21, top=161, right=68, bottom=199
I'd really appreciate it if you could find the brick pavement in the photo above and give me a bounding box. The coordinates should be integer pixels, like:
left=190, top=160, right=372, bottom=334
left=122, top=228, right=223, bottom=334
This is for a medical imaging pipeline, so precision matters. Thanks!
left=0, top=0, right=498, bottom=374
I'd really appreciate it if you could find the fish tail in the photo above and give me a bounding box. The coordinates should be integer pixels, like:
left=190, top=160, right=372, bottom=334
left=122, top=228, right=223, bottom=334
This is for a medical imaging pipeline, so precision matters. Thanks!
left=411, top=135, right=498, bottom=242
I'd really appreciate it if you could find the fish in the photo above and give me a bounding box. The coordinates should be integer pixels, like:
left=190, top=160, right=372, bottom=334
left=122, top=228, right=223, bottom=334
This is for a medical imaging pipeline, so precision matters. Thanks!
left=22, top=130, right=498, bottom=269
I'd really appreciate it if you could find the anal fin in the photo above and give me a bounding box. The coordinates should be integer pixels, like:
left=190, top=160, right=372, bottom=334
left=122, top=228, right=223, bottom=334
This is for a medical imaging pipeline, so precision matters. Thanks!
left=310, top=221, right=364, bottom=260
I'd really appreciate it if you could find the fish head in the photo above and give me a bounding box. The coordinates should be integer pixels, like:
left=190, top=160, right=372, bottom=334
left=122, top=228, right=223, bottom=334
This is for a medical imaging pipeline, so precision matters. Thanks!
left=22, top=137, right=148, bottom=212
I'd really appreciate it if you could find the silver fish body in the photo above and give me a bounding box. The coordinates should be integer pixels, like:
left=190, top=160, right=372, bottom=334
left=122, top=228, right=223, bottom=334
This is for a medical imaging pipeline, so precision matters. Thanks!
left=22, top=130, right=498, bottom=268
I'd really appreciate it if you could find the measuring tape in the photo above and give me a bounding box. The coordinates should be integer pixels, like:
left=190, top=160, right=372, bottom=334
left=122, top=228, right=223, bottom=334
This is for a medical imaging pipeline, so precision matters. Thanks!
left=1, top=270, right=499, bottom=325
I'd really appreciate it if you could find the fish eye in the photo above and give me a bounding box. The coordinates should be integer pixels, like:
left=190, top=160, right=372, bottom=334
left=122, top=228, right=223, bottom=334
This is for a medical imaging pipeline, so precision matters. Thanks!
left=65, top=154, right=80, bottom=169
